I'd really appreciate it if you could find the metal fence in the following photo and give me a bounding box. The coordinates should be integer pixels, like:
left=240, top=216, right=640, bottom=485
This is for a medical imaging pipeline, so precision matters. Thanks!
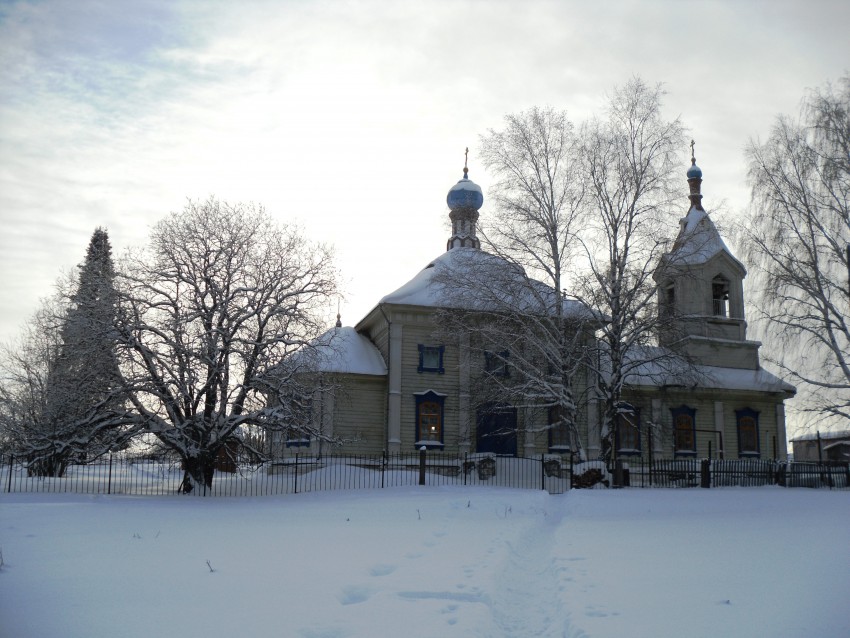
left=3, top=452, right=847, bottom=497
left=609, top=458, right=850, bottom=490
left=1, top=451, right=570, bottom=497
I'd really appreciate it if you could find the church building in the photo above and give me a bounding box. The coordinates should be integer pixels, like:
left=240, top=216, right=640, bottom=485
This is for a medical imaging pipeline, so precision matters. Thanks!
left=283, top=155, right=795, bottom=462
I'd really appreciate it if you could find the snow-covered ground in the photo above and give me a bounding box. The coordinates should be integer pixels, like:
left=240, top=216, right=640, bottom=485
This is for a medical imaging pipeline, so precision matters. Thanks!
left=1, top=487, right=847, bottom=637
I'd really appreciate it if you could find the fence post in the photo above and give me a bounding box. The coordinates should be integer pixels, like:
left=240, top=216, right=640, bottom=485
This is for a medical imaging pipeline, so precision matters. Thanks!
left=294, top=453, right=299, bottom=494
left=381, top=450, right=386, bottom=489
left=418, top=447, right=426, bottom=486
left=700, top=458, right=711, bottom=488
left=613, top=459, right=624, bottom=488
left=540, top=454, right=545, bottom=491
left=107, top=453, right=113, bottom=495
left=6, top=454, right=13, bottom=493
left=463, top=453, right=467, bottom=486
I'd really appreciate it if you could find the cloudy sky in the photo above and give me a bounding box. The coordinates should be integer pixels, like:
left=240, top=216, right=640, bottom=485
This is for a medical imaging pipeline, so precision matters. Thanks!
left=0, top=0, right=848, bottom=345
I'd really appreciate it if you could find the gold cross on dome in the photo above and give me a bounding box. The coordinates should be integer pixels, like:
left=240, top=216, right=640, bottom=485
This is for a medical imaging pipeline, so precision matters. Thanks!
left=464, top=147, right=469, bottom=170
left=690, top=139, right=696, bottom=163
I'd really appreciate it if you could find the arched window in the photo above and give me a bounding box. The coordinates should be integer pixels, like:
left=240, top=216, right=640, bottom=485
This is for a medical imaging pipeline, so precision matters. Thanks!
left=712, top=276, right=730, bottom=317
left=736, top=408, right=760, bottom=457
left=671, top=405, right=696, bottom=455
left=414, top=390, right=446, bottom=448
left=615, top=403, right=641, bottom=455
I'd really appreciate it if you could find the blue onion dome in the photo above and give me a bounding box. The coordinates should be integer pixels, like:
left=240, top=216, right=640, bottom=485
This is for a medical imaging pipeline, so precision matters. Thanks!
left=447, top=167, right=484, bottom=211
left=687, top=162, right=702, bottom=179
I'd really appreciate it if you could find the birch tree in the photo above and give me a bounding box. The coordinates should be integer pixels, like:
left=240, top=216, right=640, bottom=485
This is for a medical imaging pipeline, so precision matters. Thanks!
left=436, top=107, right=591, bottom=454
left=743, top=75, right=850, bottom=426
left=577, top=78, right=686, bottom=461
left=114, top=199, right=337, bottom=492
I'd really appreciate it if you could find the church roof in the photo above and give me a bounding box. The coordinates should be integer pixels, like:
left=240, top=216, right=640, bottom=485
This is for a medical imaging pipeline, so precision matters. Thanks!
left=300, top=326, right=387, bottom=376
left=692, top=364, right=795, bottom=394
left=380, top=247, right=591, bottom=318
left=665, top=152, right=745, bottom=271
left=614, top=345, right=796, bottom=395
left=666, top=205, right=746, bottom=272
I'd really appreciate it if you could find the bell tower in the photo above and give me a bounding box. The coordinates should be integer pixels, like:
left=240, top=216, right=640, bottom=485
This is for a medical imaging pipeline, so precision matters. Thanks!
left=655, top=145, right=761, bottom=369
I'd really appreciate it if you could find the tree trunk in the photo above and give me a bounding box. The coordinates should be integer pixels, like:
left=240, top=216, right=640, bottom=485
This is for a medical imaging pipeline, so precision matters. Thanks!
left=27, top=451, right=69, bottom=477
left=180, top=452, right=216, bottom=494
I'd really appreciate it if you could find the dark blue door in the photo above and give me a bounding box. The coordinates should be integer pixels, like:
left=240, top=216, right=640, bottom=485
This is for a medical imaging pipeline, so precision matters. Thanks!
left=476, top=404, right=518, bottom=455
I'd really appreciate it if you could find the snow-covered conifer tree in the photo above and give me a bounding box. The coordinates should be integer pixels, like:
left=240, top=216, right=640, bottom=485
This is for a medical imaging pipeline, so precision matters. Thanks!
left=1, top=228, right=132, bottom=475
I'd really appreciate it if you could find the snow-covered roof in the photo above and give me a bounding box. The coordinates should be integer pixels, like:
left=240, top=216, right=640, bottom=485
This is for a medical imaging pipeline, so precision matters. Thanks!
left=694, top=365, right=796, bottom=394
left=300, top=326, right=387, bottom=376
left=602, top=344, right=795, bottom=394
left=667, top=206, right=745, bottom=271
left=623, top=357, right=795, bottom=394
left=823, top=440, right=850, bottom=451
left=790, top=430, right=850, bottom=442
left=380, top=247, right=591, bottom=318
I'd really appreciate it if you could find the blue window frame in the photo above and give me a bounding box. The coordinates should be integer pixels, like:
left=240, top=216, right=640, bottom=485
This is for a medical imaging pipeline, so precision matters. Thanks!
left=671, top=405, right=697, bottom=456
left=615, top=403, right=641, bottom=455
left=417, top=344, right=445, bottom=374
left=285, top=432, right=311, bottom=448
left=735, top=408, right=760, bottom=457
left=414, top=390, right=446, bottom=449
left=484, top=350, right=510, bottom=377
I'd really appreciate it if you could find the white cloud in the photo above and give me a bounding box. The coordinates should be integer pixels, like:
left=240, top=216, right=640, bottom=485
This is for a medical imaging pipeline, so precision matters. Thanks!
left=0, top=0, right=848, bottom=343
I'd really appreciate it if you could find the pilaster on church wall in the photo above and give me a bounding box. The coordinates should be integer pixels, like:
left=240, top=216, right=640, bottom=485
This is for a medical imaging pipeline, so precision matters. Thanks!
left=457, top=331, right=472, bottom=453
left=775, top=403, right=787, bottom=460
left=386, top=320, right=403, bottom=451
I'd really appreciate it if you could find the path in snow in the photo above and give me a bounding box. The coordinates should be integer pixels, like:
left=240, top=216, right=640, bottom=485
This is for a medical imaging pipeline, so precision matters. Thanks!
left=488, top=498, right=584, bottom=638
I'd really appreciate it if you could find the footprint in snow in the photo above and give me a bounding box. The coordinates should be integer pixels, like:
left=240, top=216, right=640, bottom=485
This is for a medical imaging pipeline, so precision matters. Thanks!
left=368, top=564, right=396, bottom=577
left=337, top=585, right=373, bottom=605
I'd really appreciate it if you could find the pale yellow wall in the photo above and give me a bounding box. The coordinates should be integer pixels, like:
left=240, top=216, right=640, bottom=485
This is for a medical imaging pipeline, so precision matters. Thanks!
left=331, top=375, right=388, bottom=455
left=396, top=314, right=464, bottom=451
left=329, top=305, right=790, bottom=461
left=617, top=388, right=788, bottom=460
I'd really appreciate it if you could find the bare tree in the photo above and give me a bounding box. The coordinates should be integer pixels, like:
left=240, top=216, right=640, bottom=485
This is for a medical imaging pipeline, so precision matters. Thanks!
left=479, top=107, right=586, bottom=292
left=742, top=75, right=850, bottom=427
left=113, top=198, right=338, bottom=492
left=576, top=78, right=687, bottom=461
left=0, top=294, right=133, bottom=474
left=0, top=297, right=66, bottom=470
left=435, top=107, right=591, bottom=454
left=433, top=251, right=594, bottom=455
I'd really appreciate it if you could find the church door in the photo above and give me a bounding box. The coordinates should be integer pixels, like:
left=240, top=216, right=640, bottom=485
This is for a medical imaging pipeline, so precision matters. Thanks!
left=476, top=404, right=518, bottom=455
